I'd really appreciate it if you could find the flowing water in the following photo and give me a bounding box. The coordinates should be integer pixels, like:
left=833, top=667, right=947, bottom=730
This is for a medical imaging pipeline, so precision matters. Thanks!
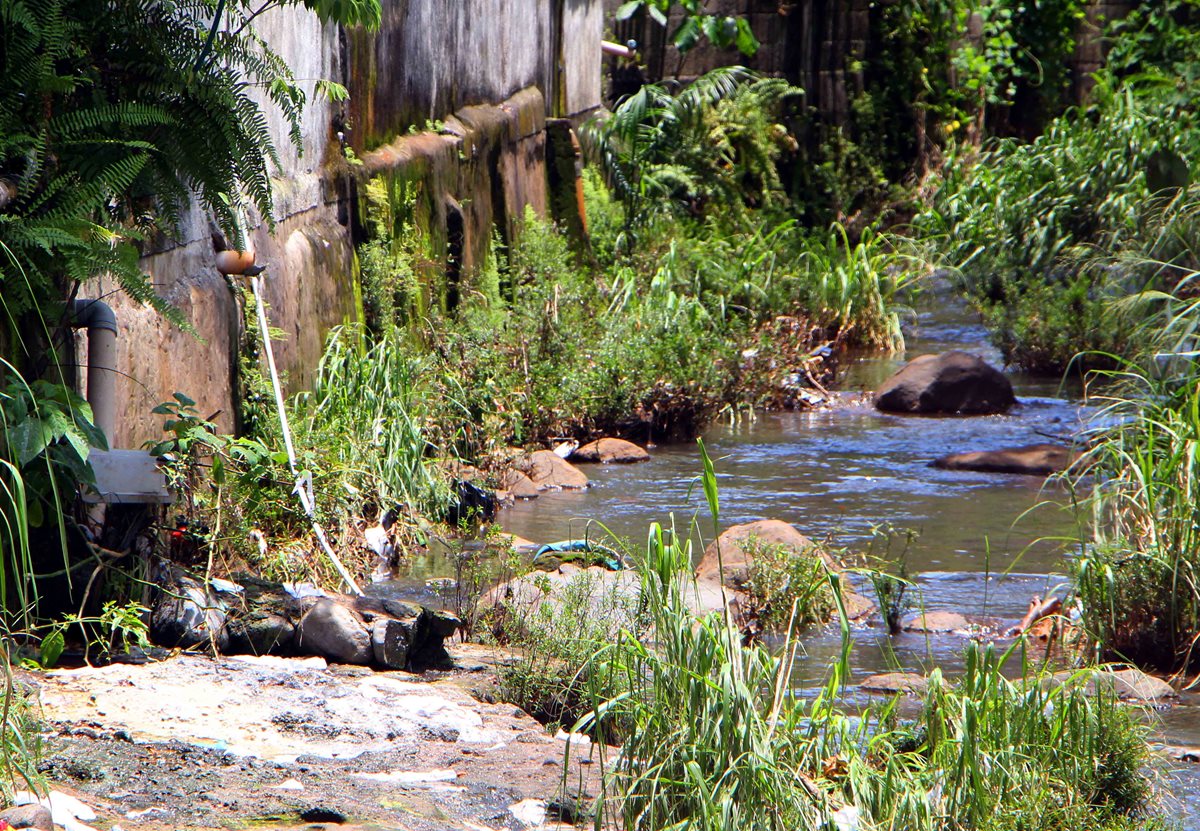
left=387, top=285, right=1200, bottom=819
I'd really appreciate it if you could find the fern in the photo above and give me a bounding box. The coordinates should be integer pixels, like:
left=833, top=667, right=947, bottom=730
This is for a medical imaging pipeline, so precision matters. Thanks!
left=0, top=0, right=379, bottom=328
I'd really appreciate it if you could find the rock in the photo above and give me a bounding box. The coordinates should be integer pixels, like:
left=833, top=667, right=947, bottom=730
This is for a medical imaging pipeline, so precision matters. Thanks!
left=1104, top=668, right=1176, bottom=703
left=874, top=351, right=1015, bottom=415
left=149, top=571, right=229, bottom=651
left=1165, top=746, right=1200, bottom=763
left=1051, top=668, right=1177, bottom=703
left=226, top=611, right=295, bottom=656
left=371, top=618, right=411, bottom=670
left=509, top=799, right=547, bottom=827
left=445, top=479, right=498, bottom=525
left=518, top=450, right=589, bottom=491
left=14, top=791, right=96, bottom=826
left=500, top=469, right=540, bottom=499
left=224, top=576, right=298, bottom=655
left=860, top=672, right=930, bottom=695
left=932, top=443, right=1078, bottom=475
left=902, top=610, right=977, bottom=634
left=0, top=804, right=54, bottom=831
left=299, top=807, right=347, bottom=823
left=370, top=598, right=460, bottom=667
left=295, top=599, right=372, bottom=665
left=696, top=520, right=832, bottom=588
left=483, top=565, right=643, bottom=639
left=694, top=521, right=871, bottom=623
left=842, top=592, right=877, bottom=622
left=571, top=438, right=649, bottom=464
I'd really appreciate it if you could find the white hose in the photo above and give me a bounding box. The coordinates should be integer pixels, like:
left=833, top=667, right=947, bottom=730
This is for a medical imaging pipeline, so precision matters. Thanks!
left=250, top=274, right=363, bottom=596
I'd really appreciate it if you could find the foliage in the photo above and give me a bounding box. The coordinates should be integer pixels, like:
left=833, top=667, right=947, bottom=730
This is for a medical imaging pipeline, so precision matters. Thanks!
left=574, top=459, right=1161, bottom=831
left=918, top=75, right=1191, bottom=372
left=0, top=0, right=379, bottom=325
left=358, top=178, right=431, bottom=330
left=581, top=68, right=800, bottom=232
left=741, top=537, right=836, bottom=632
left=0, top=643, right=42, bottom=801
left=1073, top=274, right=1200, bottom=671
left=292, top=325, right=450, bottom=520
left=0, top=365, right=107, bottom=621
left=490, top=564, right=642, bottom=731
left=613, top=0, right=758, bottom=58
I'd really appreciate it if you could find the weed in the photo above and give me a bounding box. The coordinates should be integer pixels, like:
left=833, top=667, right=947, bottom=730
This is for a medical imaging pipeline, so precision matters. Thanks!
left=741, top=537, right=837, bottom=632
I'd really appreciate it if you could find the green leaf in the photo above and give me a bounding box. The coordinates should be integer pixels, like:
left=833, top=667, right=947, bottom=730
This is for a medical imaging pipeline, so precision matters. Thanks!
left=647, top=3, right=667, bottom=26
left=315, top=79, right=350, bottom=103
left=672, top=17, right=701, bottom=53
left=40, top=628, right=65, bottom=669
left=173, top=392, right=196, bottom=408
left=10, top=419, right=53, bottom=467
left=615, top=0, right=643, bottom=21
left=734, top=18, right=759, bottom=57
left=697, top=438, right=719, bottom=536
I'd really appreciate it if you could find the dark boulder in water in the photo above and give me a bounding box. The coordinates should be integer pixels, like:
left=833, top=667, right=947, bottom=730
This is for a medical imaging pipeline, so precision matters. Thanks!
left=875, top=351, right=1015, bottom=415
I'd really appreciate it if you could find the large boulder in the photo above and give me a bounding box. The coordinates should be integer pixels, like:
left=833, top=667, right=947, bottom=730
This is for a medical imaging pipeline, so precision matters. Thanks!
left=571, top=438, right=650, bottom=464
left=1052, top=668, right=1177, bottom=703
left=860, top=672, right=934, bottom=696
left=695, top=521, right=872, bottom=623
left=696, top=520, right=833, bottom=588
left=295, top=599, right=372, bottom=665
left=518, top=450, right=589, bottom=491
left=932, top=443, right=1078, bottom=476
left=874, top=351, right=1015, bottom=415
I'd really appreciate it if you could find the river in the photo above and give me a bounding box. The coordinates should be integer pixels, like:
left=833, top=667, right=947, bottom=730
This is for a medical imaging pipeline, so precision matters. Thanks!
left=389, top=284, right=1200, bottom=821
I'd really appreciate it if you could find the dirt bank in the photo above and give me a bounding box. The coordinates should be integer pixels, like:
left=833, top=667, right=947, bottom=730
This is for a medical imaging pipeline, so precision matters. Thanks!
left=26, top=647, right=600, bottom=830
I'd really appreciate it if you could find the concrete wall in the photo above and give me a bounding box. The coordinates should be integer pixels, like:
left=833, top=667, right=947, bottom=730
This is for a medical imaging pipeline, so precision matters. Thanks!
left=92, top=0, right=602, bottom=449
left=346, top=0, right=603, bottom=147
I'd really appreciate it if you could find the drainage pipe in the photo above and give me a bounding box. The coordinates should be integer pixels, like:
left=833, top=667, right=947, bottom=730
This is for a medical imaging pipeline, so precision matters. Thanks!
left=602, top=40, right=637, bottom=58
left=67, top=298, right=118, bottom=448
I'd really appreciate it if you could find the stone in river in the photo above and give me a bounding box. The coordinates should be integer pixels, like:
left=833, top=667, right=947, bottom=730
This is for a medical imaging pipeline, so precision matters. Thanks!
left=571, top=437, right=649, bottom=464
left=860, top=672, right=933, bottom=695
left=518, top=450, right=589, bottom=491
left=875, top=351, right=1015, bottom=415
left=933, top=443, right=1078, bottom=476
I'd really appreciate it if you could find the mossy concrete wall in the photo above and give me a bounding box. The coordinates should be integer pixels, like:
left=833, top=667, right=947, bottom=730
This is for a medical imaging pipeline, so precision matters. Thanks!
left=355, top=87, right=549, bottom=288
left=346, top=0, right=603, bottom=147
left=94, top=2, right=601, bottom=449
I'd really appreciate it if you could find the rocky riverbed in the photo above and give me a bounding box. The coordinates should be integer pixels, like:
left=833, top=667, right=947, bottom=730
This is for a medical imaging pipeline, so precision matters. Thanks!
left=26, top=647, right=600, bottom=831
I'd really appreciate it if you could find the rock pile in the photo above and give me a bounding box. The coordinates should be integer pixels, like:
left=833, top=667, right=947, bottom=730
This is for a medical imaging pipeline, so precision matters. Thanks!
left=150, top=570, right=459, bottom=669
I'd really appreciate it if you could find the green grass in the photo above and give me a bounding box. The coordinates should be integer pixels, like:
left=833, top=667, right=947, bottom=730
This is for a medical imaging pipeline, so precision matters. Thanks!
left=1073, top=275, right=1200, bottom=672
left=566, top=453, right=1165, bottom=831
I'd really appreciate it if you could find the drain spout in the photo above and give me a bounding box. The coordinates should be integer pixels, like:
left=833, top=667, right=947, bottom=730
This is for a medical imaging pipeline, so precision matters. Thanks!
left=67, top=299, right=118, bottom=448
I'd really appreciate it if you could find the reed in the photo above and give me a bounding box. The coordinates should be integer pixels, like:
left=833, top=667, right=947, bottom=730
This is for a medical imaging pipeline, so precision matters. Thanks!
left=570, top=449, right=1161, bottom=831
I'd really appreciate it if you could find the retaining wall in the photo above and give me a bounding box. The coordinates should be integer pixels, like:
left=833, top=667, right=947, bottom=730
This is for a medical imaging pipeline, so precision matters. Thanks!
left=93, top=0, right=602, bottom=449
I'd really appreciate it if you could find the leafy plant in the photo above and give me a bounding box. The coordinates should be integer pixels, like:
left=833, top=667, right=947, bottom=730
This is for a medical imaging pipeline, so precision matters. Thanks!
left=741, top=537, right=837, bottom=633
left=613, top=0, right=758, bottom=58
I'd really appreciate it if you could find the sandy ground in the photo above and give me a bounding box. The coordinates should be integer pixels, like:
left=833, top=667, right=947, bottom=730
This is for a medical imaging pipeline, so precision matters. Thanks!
left=25, top=646, right=602, bottom=831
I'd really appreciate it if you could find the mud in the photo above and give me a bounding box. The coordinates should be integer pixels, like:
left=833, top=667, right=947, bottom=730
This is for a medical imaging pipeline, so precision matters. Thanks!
left=27, top=647, right=601, bottom=831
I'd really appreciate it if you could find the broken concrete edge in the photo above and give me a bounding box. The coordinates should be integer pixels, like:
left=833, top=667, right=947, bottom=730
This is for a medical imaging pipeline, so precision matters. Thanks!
left=358, top=87, right=546, bottom=181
